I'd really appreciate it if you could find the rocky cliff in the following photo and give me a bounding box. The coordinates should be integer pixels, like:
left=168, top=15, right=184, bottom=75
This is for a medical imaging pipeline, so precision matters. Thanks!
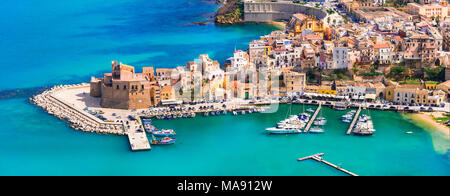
left=215, top=0, right=243, bottom=24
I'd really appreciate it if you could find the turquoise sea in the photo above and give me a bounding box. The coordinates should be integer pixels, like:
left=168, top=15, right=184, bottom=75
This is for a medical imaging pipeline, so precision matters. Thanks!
left=0, top=0, right=448, bottom=175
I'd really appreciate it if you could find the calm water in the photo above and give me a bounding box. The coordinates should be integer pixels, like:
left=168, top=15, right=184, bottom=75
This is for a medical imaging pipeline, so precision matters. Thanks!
left=0, top=0, right=448, bottom=175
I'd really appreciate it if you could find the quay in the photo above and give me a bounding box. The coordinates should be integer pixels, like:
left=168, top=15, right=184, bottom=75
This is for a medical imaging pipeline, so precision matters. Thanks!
left=297, top=153, right=358, bottom=176
left=346, top=105, right=362, bottom=135
left=303, top=102, right=322, bottom=133
left=125, top=118, right=150, bottom=151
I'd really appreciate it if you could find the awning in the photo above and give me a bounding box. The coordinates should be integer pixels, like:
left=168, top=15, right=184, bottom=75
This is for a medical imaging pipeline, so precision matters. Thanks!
left=161, top=99, right=183, bottom=105
left=365, top=94, right=376, bottom=100
left=336, top=96, right=345, bottom=99
left=358, top=96, right=365, bottom=100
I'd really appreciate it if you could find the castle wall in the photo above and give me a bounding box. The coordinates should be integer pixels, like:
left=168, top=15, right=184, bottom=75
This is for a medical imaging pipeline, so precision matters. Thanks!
left=90, top=80, right=102, bottom=97
left=100, top=81, right=130, bottom=109
left=244, top=2, right=327, bottom=22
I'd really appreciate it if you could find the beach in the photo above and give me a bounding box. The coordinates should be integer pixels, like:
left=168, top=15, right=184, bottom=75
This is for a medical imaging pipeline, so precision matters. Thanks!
left=267, top=21, right=287, bottom=31
left=408, top=112, right=449, bottom=139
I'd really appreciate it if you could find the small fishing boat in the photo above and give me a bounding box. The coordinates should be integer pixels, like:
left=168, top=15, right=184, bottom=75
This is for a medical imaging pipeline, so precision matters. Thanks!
left=241, top=110, right=245, bottom=115
left=406, top=131, right=413, bottom=134
left=342, top=119, right=351, bottom=123
left=309, top=127, right=324, bottom=133
left=353, top=131, right=374, bottom=136
left=152, top=129, right=176, bottom=137
left=151, top=137, right=176, bottom=145
left=233, top=111, right=238, bottom=115
left=204, top=112, right=209, bottom=116
left=314, top=119, right=327, bottom=126
left=223, top=110, right=227, bottom=115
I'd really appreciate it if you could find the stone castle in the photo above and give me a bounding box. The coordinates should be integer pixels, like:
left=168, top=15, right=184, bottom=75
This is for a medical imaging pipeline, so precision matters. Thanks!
left=90, top=61, right=161, bottom=109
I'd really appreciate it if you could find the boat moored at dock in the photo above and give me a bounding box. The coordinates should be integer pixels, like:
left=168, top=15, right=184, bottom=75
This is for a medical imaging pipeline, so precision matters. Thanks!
left=151, top=137, right=176, bottom=145
left=152, top=129, right=176, bottom=137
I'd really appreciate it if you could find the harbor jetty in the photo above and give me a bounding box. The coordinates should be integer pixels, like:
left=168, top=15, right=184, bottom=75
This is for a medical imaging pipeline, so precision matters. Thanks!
left=126, top=118, right=150, bottom=151
left=31, top=84, right=126, bottom=135
left=346, top=105, right=362, bottom=135
left=297, top=153, right=358, bottom=176
left=303, top=102, right=322, bottom=133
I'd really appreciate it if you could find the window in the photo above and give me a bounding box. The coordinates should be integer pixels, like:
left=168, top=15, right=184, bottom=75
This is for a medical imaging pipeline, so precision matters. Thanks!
left=124, top=85, right=127, bottom=90
left=116, top=85, right=119, bottom=90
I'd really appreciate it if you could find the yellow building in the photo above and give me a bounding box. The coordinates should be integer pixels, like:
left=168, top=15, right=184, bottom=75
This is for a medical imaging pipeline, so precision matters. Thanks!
left=425, top=82, right=438, bottom=90
left=292, top=14, right=325, bottom=37
left=265, top=45, right=272, bottom=56
left=318, top=86, right=337, bottom=95
left=385, top=85, right=397, bottom=102
left=160, top=85, right=174, bottom=100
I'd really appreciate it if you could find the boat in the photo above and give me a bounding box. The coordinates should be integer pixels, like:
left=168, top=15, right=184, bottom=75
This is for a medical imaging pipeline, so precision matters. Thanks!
left=306, top=108, right=315, bottom=113
left=241, top=110, right=245, bottom=115
left=265, top=127, right=301, bottom=134
left=342, top=119, right=351, bottom=123
left=152, top=129, right=176, bottom=137
left=309, top=127, right=324, bottom=133
left=223, top=110, right=227, bottom=115
left=406, top=131, right=413, bottom=134
left=353, top=131, right=374, bottom=136
left=233, top=111, right=238, bottom=115
left=353, top=103, right=375, bottom=136
left=314, top=119, right=327, bottom=126
left=204, top=112, right=209, bottom=116
left=151, top=137, right=176, bottom=145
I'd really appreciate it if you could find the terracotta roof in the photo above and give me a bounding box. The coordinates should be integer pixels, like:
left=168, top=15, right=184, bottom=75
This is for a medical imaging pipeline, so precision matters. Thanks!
left=374, top=43, right=390, bottom=49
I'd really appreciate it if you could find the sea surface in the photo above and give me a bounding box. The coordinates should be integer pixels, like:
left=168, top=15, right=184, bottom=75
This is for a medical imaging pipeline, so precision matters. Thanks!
left=0, top=0, right=448, bottom=176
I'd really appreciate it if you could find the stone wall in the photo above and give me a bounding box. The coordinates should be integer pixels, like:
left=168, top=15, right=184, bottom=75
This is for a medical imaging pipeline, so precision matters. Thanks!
left=244, top=2, right=327, bottom=22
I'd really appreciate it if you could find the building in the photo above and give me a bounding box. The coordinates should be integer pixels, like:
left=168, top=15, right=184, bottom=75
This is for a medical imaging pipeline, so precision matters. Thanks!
left=393, top=87, right=417, bottom=105
left=160, top=85, right=175, bottom=101
left=332, top=47, right=349, bottom=69
left=228, top=50, right=249, bottom=70
left=282, top=69, right=306, bottom=96
left=407, top=3, right=448, bottom=19
left=90, top=61, right=161, bottom=109
left=373, top=43, right=391, bottom=65
left=290, top=14, right=326, bottom=37
left=403, top=32, right=437, bottom=67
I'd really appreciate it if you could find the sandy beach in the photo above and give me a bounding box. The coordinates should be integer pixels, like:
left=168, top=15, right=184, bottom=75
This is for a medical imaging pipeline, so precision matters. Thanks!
left=268, top=21, right=286, bottom=30
left=408, top=112, right=449, bottom=139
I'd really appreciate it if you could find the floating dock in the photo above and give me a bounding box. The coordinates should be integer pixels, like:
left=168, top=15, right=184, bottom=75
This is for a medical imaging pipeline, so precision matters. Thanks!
left=297, top=153, right=358, bottom=176
left=346, top=105, right=362, bottom=135
left=303, top=102, right=322, bottom=133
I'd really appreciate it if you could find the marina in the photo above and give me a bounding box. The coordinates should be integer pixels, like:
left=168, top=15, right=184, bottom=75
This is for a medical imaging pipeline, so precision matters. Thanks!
left=304, top=102, right=322, bottom=133
left=346, top=105, right=362, bottom=135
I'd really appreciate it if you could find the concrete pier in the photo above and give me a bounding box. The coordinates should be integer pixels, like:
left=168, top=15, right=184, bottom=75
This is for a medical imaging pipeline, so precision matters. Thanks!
left=297, top=153, right=358, bottom=176
left=124, top=113, right=151, bottom=151
left=346, top=105, right=362, bottom=135
left=304, top=102, right=322, bottom=133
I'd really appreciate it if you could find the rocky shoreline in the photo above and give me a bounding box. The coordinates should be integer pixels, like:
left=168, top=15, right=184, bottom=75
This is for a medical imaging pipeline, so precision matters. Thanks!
left=215, top=0, right=243, bottom=24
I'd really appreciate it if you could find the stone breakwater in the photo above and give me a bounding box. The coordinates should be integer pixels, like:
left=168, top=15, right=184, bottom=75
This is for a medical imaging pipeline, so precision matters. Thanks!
left=30, top=84, right=126, bottom=135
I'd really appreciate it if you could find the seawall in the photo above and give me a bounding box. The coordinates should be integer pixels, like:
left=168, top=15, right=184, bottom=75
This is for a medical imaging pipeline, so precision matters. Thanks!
left=244, top=2, right=327, bottom=22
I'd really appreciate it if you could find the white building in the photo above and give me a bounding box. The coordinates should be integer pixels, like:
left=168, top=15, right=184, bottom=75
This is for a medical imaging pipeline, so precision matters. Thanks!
left=228, top=50, right=249, bottom=70
left=332, top=47, right=349, bottom=69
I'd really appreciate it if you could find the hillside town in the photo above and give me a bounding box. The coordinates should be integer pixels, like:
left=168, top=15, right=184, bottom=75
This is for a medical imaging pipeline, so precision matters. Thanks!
left=89, top=0, right=450, bottom=111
